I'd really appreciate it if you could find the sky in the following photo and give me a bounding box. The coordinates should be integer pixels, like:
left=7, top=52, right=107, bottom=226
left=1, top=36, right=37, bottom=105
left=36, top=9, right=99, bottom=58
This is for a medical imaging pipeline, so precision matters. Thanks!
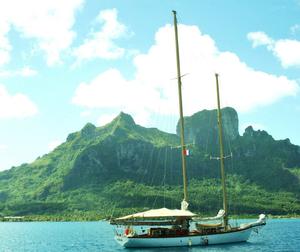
left=0, top=0, right=300, bottom=171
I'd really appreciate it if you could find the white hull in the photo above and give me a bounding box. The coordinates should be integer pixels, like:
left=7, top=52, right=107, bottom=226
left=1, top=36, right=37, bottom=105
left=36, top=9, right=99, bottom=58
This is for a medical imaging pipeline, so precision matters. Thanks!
left=115, top=226, right=258, bottom=248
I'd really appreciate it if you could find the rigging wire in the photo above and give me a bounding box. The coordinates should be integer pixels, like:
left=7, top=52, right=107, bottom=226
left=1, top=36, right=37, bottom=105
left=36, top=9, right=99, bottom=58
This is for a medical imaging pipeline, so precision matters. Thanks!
left=205, top=110, right=214, bottom=156
left=221, top=88, right=238, bottom=220
left=163, top=146, right=168, bottom=207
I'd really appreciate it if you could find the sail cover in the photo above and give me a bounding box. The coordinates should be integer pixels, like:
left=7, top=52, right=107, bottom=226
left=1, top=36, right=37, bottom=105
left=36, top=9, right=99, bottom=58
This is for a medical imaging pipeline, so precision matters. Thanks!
left=116, top=207, right=196, bottom=220
left=193, top=209, right=225, bottom=221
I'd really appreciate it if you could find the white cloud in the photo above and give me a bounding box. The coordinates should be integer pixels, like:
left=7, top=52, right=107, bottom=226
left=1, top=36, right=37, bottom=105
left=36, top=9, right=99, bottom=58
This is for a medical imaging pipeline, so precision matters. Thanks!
left=290, top=24, right=300, bottom=35
left=248, top=31, right=300, bottom=68
left=48, top=140, right=63, bottom=151
left=247, top=31, right=273, bottom=48
left=73, top=8, right=127, bottom=65
left=72, top=24, right=299, bottom=127
left=72, top=69, right=129, bottom=109
left=273, top=39, right=300, bottom=68
left=0, top=144, right=8, bottom=151
left=0, top=70, right=11, bottom=77
left=19, top=66, right=37, bottom=77
left=0, top=19, right=11, bottom=66
left=0, top=48, right=11, bottom=66
left=0, top=84, right=38, bottom=119
left=0, top=0, right=83, bottom=66
left=80, top=110, right=92, bottom=117
left=97, top=113, right=118, bottom=126
left=0, top=66, right=37, bottom=77
left=72, top=68, right=157, bottom=125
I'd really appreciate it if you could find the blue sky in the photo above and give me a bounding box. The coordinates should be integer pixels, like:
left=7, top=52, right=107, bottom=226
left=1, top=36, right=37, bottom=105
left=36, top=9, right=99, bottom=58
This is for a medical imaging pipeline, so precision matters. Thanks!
left=0, top=0, right=300, bottom=171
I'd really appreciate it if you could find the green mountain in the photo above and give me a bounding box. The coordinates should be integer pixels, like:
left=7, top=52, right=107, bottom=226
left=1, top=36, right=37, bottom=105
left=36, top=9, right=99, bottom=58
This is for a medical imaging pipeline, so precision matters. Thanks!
left=0, top=108, right=299, bottom=219
left=180, top=107, right=300, bottom=191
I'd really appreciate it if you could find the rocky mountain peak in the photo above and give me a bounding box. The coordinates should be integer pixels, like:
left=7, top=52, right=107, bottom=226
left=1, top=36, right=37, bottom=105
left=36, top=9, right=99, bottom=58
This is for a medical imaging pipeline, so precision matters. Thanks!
left=81, top=123, right=97, bottom=139
left=178, top=107, right=239, bottom=147
left=112, top=112, right=136, bottom=128
left=243, top=126, right=273, bottom=140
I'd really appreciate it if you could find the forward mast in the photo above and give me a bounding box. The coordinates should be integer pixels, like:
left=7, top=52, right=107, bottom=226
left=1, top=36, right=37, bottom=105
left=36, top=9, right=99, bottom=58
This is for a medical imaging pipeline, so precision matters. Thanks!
left=172, top=10, right=189, bottom=211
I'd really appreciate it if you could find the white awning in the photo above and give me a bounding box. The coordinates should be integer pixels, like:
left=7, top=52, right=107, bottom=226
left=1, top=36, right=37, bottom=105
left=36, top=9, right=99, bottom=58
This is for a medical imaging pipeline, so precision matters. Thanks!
left=116, top=207, right=196, bottom=220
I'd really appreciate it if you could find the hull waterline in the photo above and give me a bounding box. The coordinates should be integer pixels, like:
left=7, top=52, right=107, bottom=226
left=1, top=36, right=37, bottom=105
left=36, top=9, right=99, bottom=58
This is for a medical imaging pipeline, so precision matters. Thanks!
left=115, top=225, right=263, bottom=248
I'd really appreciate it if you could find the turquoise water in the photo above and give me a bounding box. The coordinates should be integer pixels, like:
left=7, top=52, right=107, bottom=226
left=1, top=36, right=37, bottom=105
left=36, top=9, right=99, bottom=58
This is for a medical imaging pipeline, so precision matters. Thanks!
left=0, top=219, right=299, bottom=251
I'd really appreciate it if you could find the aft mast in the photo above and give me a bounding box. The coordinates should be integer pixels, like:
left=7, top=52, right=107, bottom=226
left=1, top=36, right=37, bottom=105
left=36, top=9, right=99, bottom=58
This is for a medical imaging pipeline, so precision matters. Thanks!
left=172, top=10, right=188, bottom=210
left=215, top=73, right=229, bottom=229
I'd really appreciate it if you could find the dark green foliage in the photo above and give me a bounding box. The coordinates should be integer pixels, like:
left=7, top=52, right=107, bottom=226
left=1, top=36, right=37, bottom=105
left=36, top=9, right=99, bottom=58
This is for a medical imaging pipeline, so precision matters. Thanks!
left=0, top=109, right=299, bottom=219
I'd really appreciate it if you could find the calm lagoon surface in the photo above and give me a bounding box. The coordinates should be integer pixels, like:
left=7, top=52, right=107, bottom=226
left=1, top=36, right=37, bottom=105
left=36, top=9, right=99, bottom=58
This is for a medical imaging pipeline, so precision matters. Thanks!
left=0, top=219, right=299, bottom=251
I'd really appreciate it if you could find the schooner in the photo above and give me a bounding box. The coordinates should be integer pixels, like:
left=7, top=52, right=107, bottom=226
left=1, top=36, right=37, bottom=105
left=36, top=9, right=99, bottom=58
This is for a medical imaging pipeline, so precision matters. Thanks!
left=110, top=10, right=266, bottom=248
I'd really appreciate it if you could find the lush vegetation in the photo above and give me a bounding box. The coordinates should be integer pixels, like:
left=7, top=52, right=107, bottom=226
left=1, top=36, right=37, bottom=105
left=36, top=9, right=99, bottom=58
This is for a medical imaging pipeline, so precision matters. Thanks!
left=0, top=109, right=299, bottom=220
left=1, top=176, right=299, bottom=220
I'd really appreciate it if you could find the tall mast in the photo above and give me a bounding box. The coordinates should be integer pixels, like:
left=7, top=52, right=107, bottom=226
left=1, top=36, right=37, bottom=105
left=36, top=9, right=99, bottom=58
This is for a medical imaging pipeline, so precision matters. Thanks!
left=172, top=10, right=188, bottom=209
left=215, top=73, right=228, bottom=229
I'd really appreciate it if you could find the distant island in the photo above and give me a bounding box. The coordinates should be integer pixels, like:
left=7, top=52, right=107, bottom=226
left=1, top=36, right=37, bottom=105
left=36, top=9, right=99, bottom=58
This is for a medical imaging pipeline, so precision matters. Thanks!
left=0, top=107, right=299, bottom=221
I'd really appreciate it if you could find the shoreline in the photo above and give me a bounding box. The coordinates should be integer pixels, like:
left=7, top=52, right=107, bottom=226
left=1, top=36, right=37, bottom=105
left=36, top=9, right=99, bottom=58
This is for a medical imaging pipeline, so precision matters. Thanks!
left=1, top=214, right=300, bottom=222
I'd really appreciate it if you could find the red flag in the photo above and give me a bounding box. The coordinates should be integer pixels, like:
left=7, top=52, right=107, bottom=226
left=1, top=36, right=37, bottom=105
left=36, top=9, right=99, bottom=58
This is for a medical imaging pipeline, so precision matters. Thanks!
left=183, top=149, right=190, bottom=156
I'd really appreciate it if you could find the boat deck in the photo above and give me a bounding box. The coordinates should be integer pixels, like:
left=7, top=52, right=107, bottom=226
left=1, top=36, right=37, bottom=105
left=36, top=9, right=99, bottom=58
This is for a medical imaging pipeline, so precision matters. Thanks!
left=129, top=226, right=250, bottom=239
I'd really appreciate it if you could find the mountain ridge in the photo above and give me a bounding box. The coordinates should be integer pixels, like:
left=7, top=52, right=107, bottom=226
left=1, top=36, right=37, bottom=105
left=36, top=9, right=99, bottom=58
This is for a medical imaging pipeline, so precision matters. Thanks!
left=0, top=108, right=299, bottom=218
